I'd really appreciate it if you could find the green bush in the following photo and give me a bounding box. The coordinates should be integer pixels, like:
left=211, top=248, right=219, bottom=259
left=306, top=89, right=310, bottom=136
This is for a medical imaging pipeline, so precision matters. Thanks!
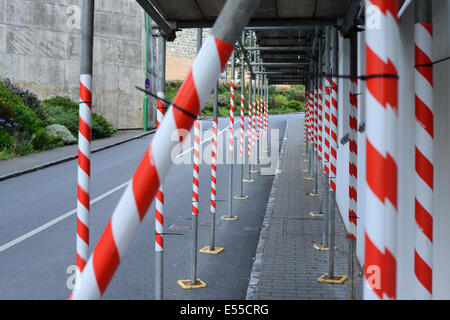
left=287, top=100, right=301, bottom=109
left=40, top=96, right=116, bottom=139
left=0, top=130, right=15, bottom=151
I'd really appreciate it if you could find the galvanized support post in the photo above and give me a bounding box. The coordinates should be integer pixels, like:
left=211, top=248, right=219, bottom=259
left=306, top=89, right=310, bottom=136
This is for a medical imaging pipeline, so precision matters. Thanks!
left=190, top=28, right=203, bottom=285
left=250, top=31, right=259, bottom=174
left=327, top=26, right=339, bottom=280
left=244, top=31, right=254, bottom=182
left=256, top=55, right=261, bottom=167
left=154, top=31, right=166, bottom=300
left=210, top=81, right=218, bottom=250
left=321, top=26, right=331, bottom=249
left=76, top=0, right=94, bottom=276
left=236, top=30, right=248, bottom=199
left=224, top=50, right=237, bottom=220
left=143, top=14, right=149, bottom=131
left=150, top=25, right=157, bottom=128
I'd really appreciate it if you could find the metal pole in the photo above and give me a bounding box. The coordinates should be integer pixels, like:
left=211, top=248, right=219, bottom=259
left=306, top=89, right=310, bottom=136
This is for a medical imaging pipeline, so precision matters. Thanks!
left=143, top=14, right=149, bottom=131
left=190, top=28, right=203, bottom=285
left=414, top=0, right=433, bottom=300
left=244, top=31, right=254, bottom=182
left=348, top=31, right=357, bottom=300
left=150, top=25, right=157, bottom=128
left=154, top=32, right=166, bottom=300
left=256, top=55, right=261, bottom=166
left=236, top=30, right=248, bottom=198
left=250, top=31, right=258, bottom=174
left=76, top=0, right=94, bottom=275
left=225, top=50, right=236, bottom=220
left=327, top=26, right=338, bottom=280
left=322, top=26, right=331, bottom=249
left=210, top=81, right=218, bottom=250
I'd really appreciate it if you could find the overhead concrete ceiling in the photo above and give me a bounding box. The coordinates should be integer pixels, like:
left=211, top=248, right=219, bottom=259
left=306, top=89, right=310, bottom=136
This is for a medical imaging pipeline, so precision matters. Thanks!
left=142, top=0, right=360, bottom=84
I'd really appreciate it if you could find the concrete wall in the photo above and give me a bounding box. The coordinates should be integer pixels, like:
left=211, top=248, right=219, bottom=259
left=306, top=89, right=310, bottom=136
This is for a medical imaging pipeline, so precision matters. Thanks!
left=0, top=0, right=146, bottom=129
left=334, top=0, right=450, bottom=299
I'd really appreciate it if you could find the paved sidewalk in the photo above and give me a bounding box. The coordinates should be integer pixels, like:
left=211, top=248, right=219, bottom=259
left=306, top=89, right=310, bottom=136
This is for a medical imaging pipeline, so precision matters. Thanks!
left=247, top=115, right=363, bottom=300
left=0, top=129, right=154, bottom=181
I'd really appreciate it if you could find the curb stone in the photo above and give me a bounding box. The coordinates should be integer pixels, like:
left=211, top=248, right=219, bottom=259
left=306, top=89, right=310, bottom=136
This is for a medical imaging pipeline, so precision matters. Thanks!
left=0, top=129, right=155, bottom=182
left=245, top=120, right=290, bottom=300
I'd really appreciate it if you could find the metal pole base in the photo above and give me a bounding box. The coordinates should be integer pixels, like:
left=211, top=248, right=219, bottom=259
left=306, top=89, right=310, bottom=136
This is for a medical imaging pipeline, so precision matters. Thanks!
left=234, top=195, right=249, bottom=200
left=199, top=246, right=224, bottom=255
left=309, top=211, right=324, bottom=217
left=313, top=243, right=338, bottom=251
left=317, top=274, right=348, bottom=284
left=221, top=215, right=238, bottom=221
left=177, top=279, right=207, bottom=289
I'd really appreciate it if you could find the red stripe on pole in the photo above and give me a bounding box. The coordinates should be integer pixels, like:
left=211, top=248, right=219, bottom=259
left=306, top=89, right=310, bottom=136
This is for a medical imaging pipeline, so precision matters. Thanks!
left=76, top=253, right=87, bottom=272
left=172, top=71, right=200, bottom=134
left=214, top=38, right=234, bottom=70
left=77, top=217, right=89, bottom=244
left=364, top=231, right=384, bottom=299
left=366, top=138, right=385, bottom=203
left=366, top=46, right=398, bottom=112
left=369, top=0, right=398, bottom=21
left=79, top=82, right=92, bottom=108
left=349, top=139, right=358, bottom=155
left=77, top=185, right=90, bottom=210
left=155, top=232, right=163, bottom=248
left=415, top=198, right=433, bottom=242
left=349, top=162, right=358, bottom=178
left=385, top=153, right=398, bottom=209
left=383, top=248, right=397, bottom=299
left=132, top=146, right=160, bottom=221
left=92, top=220, right=120, bottom=295
left=78, top=150, right=90, bottom=175
left=349, top=186, right=357, bottom=202
left=79, top=117, right=91, bottom=142
left=414, top=45, right=433, bottom=86
left=415, top=95, right=434, bottom=138
left=414, top=250, right=433, bottom=294
left=415, top=147, right=433, bottom=189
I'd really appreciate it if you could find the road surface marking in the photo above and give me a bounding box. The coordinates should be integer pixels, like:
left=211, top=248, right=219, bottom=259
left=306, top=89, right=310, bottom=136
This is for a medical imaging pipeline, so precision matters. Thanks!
left=177, top=119, right=241, bottom=158
left=0, top=180, right=130, bottom=253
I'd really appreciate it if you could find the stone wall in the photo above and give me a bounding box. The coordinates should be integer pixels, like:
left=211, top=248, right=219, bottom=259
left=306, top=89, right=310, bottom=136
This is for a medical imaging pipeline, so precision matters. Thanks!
left=0, top=0, right=147, bottom=129
left=165, top=28, right=209, bottom=80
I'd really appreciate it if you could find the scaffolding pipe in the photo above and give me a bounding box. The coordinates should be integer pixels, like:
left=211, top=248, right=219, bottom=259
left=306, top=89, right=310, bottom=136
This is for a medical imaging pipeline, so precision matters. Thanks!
left=348, top=30, right=358, bottom=300
left=236, top=30, right=248, bottom=199
left=76, top=0, right=94, bottom=276
left=414, top=0, right=433, bottom=300
left=327, top=26, right=339, bottom=281
left=226, top=51, right=236, bottom=219
left=364, top=0, right=399, bottom=300
left=154, top=32, right=166, bottom=300
left=210, top=81, right=218, bottom=251
left=69, top=0, right=259, bottom=299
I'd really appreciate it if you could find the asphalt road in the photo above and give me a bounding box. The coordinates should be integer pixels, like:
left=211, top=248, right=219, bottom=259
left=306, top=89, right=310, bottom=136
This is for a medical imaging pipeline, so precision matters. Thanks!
left=0, top=113, right=293, bottom=299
